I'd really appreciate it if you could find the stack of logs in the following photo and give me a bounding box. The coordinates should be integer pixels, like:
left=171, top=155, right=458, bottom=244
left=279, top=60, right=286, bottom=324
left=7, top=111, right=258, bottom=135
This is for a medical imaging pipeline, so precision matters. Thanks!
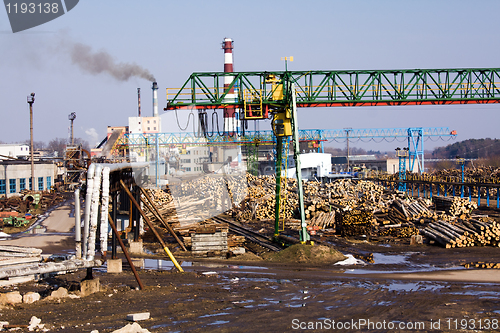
left=338, top=209, right=374, bottom=236
left=433, top=196, right=478, bottom=217
left=421, top=219, right=500, bottom=248
left=142, top=173, right=498, bottom=248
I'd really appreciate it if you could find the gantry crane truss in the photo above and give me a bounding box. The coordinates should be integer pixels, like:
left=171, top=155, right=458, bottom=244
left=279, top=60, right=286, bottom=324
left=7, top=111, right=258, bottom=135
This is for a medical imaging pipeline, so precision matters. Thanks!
left=165, top=68, right=500, bottom=110
left=163, top=67, right=500, bottom=242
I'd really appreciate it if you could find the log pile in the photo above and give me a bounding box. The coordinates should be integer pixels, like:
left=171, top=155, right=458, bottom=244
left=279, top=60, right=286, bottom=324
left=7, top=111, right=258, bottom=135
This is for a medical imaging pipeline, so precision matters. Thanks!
left=309, top=211, right=336, bottom=230
left=338, top=209, right=374, bottom=236
left=143, top=173, right=498, bottom=248
left=421, top=219, right=500, bottom=248
left=464, top=261, right=500, bottom=269
left=377, top=224, right=419, bottom=238
left=433, top=196, right=477, bottom=217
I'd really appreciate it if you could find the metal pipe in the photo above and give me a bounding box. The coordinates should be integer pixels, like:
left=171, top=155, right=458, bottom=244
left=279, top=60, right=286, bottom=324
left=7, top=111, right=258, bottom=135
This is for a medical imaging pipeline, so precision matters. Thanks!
left=152, top=81, right=158, bottom=117
left=99, top=167, right=110, bottom=258
left=137, top=88, right=141, bottom=117
left=119, top=180, right=184, bottom=272
left=87, top=165, right=103, bottom=260
left=74, top=188, right=81, bottom=259
left=134, top=186, right=140, bottom=242
left=111, top=193, right=117, bottom=259
left=82, top=163, right=95, bottom=259
left=108, top=213, right=144, bottom=290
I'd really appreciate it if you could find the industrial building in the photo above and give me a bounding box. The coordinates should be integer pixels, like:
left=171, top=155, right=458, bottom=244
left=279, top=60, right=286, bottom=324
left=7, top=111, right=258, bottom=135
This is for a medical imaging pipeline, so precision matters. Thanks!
left=0, top=160, right=58, bottom=197
left=0, top=144, right=30, bottom=160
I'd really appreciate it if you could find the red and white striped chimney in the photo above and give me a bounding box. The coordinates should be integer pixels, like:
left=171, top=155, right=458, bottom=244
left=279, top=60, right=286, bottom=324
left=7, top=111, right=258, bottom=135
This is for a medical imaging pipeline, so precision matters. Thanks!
left=222, top=38, right=236, bottom=134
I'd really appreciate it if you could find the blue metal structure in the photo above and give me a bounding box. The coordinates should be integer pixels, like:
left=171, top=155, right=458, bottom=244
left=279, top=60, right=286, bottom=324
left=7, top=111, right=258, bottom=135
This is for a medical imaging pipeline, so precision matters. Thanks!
left=396, top=147, right=409, bottom=191
left=118, top=127, right=454, bottom=146
left=116, top=127, right=455, bottom=171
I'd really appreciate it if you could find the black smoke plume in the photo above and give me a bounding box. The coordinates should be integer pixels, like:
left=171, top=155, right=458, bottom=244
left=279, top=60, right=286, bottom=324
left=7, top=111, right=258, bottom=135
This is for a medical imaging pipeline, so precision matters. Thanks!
left=69, top=42, right=155, bottom=82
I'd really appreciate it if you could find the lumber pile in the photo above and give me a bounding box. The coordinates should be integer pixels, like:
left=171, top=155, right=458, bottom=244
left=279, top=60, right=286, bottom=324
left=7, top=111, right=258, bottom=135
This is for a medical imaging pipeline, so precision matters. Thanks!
left=144, top=173, right=498, bottom=248
left=464, top=261, right=500, bottom=269
left=309, top=211, right=336, bottom=230
left=179, top=222, right=229, bottom=255
left=433, top=196, right=477, bottom=217
left=421, top=219, right=500, bottom=248
left=338, top=209, right=374, bottom=237
left=377, top=224, right=419, bottom=238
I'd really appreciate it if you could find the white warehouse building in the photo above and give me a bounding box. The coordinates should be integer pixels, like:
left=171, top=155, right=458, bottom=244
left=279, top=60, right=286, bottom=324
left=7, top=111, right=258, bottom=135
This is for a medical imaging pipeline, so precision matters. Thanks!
left=0, top=161, right=58, bottom=197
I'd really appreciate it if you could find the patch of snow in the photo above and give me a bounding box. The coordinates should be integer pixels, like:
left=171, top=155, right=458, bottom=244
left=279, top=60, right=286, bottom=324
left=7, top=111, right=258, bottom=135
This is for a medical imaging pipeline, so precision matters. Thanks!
left=334, top=254, right=365, bottom=266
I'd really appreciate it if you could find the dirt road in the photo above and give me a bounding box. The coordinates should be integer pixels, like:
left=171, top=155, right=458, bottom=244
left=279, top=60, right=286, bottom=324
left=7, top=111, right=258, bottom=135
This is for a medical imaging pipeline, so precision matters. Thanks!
left=0, top=201, right=76, bottom=254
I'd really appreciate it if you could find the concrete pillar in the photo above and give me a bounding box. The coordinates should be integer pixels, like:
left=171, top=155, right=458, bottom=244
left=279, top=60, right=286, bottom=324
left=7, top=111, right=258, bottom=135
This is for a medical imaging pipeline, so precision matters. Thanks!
left=107, top=259, right=122, bottom=273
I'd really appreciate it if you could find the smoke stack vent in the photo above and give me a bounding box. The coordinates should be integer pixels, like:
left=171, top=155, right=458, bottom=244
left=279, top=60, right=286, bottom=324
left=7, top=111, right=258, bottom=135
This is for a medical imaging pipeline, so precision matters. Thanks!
left=152, top=81, right=158, bottom=117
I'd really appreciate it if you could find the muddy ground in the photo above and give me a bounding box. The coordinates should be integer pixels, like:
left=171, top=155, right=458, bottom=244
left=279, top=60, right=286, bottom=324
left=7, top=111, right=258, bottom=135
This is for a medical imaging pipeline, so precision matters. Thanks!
left=1, top=204, right=500, bottom=332
left=1, top=237, right=500, bottom=333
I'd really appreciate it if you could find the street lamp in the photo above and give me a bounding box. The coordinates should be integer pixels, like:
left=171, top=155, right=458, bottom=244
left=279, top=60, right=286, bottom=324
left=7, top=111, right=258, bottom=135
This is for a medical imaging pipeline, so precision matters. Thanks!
left=68, top=112, right=76, bottom=145
left=27, top=93, right=35, bottom=191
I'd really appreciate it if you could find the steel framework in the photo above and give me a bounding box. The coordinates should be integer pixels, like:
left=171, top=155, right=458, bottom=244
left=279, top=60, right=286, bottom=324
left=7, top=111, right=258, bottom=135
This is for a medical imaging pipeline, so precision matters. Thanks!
left=116, top=127, right=454, bottom=146
left=164, top=68, right=500, bottom=110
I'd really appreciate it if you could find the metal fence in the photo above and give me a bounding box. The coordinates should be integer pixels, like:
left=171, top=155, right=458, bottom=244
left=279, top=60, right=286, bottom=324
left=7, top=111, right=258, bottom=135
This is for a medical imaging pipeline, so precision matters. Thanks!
left=369, top=178, right=500, bottom=208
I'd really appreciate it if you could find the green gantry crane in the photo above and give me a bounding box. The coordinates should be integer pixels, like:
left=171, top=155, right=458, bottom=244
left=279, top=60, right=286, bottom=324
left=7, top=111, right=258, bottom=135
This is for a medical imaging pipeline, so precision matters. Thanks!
left=164, top=67, right=500, bottom=242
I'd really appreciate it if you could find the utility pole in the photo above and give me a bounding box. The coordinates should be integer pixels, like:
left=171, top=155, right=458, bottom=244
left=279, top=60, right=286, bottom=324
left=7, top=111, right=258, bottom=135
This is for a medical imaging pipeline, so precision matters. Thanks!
left=345, top=128, right=352, bottom=173
left=27, top=93, right=35, bottom=191
left=69, top=112, right=76, bottom=145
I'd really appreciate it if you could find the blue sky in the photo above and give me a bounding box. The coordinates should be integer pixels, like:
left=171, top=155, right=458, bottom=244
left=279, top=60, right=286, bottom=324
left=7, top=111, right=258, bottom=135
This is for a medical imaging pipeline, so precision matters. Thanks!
left=1, top=0, right=500, bottom=152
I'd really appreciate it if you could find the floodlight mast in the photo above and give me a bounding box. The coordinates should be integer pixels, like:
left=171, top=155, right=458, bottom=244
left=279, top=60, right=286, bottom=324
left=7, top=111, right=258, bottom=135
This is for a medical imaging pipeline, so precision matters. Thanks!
left=69, top=112, right=77, bottom=145
left=27, top=93, right=35, bottom=191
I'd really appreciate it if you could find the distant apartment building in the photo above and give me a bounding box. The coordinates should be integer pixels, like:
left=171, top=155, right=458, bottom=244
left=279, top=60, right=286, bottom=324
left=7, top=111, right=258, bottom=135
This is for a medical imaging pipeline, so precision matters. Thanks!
left=128, top=116, right=161, bottom=134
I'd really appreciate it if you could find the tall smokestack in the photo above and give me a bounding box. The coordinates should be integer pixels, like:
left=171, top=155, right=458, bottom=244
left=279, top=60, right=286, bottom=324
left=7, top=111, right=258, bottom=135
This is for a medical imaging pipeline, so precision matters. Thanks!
left=222, top=38, right=236, bottom=135
left=138, top=88, right=141, bottom=117
left=152, top=81, right=158, bottom=117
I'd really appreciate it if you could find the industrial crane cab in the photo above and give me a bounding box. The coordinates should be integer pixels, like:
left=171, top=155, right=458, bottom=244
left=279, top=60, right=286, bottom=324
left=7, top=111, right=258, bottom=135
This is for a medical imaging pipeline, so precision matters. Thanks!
left=273, top=113, right=292, bottom=136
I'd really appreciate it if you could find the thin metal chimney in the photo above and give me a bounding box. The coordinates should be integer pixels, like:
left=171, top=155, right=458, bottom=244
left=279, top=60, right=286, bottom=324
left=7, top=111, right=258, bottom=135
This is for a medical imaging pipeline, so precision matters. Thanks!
left=137, top=88, right=141, bottom=117
left=152, top=81, right=158, bottom=117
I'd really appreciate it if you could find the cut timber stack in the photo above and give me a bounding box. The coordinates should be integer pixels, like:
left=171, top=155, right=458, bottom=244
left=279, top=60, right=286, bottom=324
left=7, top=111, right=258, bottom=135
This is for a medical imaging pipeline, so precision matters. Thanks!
left=377, top=224, right=419, bottom=238
left=433, top=196, right=477, bottom=217
left=309, top=211, right=336, bottom=230
left=338, top=209, right=374, bottom=236
left=422, top=219, right=500, bottom=248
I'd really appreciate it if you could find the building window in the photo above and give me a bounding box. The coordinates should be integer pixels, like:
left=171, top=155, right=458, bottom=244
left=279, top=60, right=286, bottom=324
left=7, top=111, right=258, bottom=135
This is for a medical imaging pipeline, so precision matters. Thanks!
left=38, top=177, right=44, bottom=191
left=9, top=179, right=16, bottom=193
left=29, top=178, right=32, bottom=190
left=46, top=176, right=51, bottom=190
left=147, top=127, right=150, bottom=131
left=20, top=178, right=26, bottom=191
left=0, top=180, right=5, bottom=194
